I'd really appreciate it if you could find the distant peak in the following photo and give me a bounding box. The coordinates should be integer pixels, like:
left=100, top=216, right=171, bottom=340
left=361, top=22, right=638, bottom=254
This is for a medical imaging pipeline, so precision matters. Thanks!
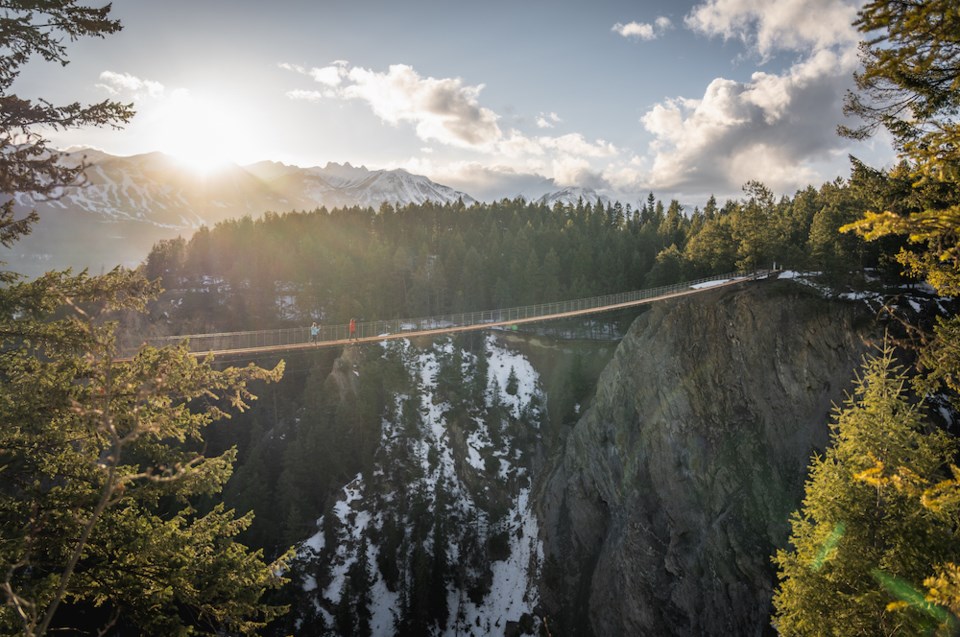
left=62, top=145, right=101, bottom=154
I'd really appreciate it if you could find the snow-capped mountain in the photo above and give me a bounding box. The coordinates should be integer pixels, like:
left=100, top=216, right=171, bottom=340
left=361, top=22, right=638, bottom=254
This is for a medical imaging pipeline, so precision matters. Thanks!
left=5, top=150, right=476, bottom=276
left=246, top=161, right=474, bottom=210
left=23, top=150, right=476, bottom=224
left=535, top=186, right=612, bottom=208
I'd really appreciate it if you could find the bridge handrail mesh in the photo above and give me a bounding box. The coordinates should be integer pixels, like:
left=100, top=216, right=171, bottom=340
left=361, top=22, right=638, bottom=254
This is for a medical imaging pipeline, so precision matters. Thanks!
left=130, top=270, right=762, bottom=357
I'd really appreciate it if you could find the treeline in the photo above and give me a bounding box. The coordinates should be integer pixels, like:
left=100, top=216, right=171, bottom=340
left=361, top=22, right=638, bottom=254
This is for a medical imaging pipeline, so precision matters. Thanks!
left=142, top=159, right=910, bottom=332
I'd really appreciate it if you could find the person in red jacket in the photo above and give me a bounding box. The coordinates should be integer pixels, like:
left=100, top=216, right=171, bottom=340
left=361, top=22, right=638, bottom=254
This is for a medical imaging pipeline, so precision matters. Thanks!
left=349, top=318, right=357, bottom=341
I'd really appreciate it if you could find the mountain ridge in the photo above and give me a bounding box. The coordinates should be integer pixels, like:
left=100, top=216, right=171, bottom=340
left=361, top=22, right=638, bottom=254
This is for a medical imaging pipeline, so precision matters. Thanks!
left=5, top=149, right=478, bottom=275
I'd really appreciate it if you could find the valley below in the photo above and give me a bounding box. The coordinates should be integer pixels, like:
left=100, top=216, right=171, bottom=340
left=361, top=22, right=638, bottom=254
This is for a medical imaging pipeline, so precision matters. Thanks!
left=212, top=274, right=932, bottom=636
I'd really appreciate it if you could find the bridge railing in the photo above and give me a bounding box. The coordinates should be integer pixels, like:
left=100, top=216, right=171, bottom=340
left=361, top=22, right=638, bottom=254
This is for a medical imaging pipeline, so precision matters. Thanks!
left=130, top=270, right=764, bottom=357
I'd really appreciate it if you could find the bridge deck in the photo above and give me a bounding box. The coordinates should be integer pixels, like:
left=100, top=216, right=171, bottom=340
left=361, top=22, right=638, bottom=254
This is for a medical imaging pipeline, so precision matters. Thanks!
left=121, top=271, right=767, bottom=360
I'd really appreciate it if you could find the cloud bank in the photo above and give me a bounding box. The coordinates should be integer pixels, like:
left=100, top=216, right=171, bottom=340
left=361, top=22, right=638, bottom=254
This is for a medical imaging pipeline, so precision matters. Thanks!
left=631, top=0, right=867, bottom=196
left=641, top=48, right=859, bottom=193
left=282, top=61, right=619, bottom=186
left=278, top=0, right=878, bottom=202
left=685, top=0, right=860, bottom=57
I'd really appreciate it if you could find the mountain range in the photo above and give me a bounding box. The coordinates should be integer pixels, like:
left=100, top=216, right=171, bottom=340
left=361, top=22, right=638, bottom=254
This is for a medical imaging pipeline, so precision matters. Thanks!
left=5, top=149, right=503, bottom=276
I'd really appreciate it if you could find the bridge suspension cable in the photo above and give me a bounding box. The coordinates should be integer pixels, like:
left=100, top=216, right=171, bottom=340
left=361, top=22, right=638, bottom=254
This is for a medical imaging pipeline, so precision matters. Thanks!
left=120, top=270, right=769, bottom=360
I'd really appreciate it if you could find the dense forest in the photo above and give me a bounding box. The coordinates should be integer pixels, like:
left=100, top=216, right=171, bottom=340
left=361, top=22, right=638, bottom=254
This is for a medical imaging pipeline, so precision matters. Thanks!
left=140, top=163, right=917, bottom=336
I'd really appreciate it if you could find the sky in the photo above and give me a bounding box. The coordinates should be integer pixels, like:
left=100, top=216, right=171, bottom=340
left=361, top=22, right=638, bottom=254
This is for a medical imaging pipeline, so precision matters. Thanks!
left=22, top=0, right=897, bottom=205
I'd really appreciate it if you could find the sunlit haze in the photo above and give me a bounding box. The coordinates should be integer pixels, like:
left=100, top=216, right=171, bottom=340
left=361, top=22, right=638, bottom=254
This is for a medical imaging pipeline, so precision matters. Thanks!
left=153, top=92, right=248, bottom=172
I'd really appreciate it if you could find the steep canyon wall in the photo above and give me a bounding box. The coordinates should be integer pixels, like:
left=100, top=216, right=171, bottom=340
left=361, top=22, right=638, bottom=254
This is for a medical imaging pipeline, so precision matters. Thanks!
left=537, top=279, right=877, bottom=636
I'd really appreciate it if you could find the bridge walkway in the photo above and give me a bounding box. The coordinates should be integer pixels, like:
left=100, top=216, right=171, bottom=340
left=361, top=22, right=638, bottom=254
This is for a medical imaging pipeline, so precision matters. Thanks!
left=122, top=270, right=768, bottom=360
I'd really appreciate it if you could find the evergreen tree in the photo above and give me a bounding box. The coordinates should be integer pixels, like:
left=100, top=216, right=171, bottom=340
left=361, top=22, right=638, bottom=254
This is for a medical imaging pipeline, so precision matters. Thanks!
left=645, top=244, right=684, bottom=287
left=841, top=0, right=960, bottom=178
left=807, top=195, right=862, bottom=276
left=337, top=536, right=373, bottom=636
left=0, top=4, right=289, bottom=634
left=733, top=182, right=777, bottom=271
left=354, top=537, right=374, bottom=636
left=772, top=348, right=960, bottom=636
left=506, top=366, right=520, bottom=396
left=840, top=0, right=960, bottom=391
left=142, top=236, right=186, bottom=288
left=658, top=200, right=685, bottom=248
left=429, top=480, right=450, bottom=629
left=683, top=216, right=737, bottom=277
left=834, top=9, right=960, bottom=621
left=0, top=2, right=133, bottom=255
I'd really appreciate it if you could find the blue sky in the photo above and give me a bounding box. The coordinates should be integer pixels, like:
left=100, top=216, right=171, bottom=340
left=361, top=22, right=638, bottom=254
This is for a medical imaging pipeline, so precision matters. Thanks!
left=24, top=0, right=896, bottom=203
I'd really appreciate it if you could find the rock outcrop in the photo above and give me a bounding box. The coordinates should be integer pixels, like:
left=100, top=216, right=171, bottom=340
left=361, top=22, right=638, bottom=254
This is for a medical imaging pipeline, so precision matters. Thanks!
left=537, top=278, right=877, bottom=636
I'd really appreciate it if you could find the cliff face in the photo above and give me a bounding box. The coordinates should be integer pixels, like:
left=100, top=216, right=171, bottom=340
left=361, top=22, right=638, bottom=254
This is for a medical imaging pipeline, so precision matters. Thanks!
left=537, top=279, right=876, bottom=636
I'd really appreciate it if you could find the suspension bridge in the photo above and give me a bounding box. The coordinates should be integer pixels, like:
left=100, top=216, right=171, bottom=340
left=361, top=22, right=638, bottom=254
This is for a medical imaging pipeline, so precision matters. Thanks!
left=122, top=270, right=770, bottom=360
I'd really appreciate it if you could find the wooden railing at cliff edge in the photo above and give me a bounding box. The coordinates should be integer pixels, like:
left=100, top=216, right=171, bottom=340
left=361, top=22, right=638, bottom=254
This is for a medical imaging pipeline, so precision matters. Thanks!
left=117, top=270, right=770, bottom=360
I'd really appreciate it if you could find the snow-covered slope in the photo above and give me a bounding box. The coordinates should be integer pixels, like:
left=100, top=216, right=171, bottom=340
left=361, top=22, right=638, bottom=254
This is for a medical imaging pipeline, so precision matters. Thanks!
left=294, top=164, right=474, bottom=210
left=288, top=335, right=544, bottom=636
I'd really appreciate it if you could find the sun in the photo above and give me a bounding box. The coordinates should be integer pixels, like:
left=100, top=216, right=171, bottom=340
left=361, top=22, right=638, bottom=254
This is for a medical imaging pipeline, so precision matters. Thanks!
left=169, top=142, right=232, bottom=174
left=155, top=92, right=245, bottom=174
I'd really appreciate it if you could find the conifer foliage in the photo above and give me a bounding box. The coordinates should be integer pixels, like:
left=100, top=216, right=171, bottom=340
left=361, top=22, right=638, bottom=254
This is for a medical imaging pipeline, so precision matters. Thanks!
left=0, top=2, right=289, bottom=635
left=0, top=0, right=133, bottom=259
left=841, top=0, right=960, bottom=392
left=775, top=2, right=960, bottom=631
left=772, top=349, right=960, bottom=636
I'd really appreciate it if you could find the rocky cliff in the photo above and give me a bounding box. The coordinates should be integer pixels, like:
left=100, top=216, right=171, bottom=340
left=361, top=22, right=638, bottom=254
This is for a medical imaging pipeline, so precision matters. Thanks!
left=537, top=278, right=878, bottom=636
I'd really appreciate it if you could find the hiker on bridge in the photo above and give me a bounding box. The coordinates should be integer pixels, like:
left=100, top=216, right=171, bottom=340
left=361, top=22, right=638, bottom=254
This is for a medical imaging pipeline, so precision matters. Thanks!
left=310, top=321, right=320, bottom=344
left=349, top=318, right=357, bottom=341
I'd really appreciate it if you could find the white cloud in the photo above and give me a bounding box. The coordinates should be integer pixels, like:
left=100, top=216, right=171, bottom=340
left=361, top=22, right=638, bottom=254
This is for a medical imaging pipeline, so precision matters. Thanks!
left=538, top=133, right=618, bottom=158
left=641, top=47, right=859, bottom=193
left=602, top=155, right=650, bottom=194
left=96, top=71, right=164, bottom=100
left=278, top=62, right=306, bottom=74
left=613, top=21, right=654, bottom=39
left=341, top=64, right=502, bottom=148
left=286, top=89, right=328, bottom=102
left=491, top=130, right=618, bottom=177
left=496, top=130, right=545, bottom=158
left=629, top=0, right=873, bottom=196
left=282, top=61, right=502, bottom=149
left=536, top=111, right=562, bottom=129
left=552, top=157, right=610, bottom=189
left=685, top=0, right=860, bottom=58
left=280, top=62, right=346, bottom=88
left=612, top=17, right=672, bottom=41
left=309, top=64, right=345, bottom=87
